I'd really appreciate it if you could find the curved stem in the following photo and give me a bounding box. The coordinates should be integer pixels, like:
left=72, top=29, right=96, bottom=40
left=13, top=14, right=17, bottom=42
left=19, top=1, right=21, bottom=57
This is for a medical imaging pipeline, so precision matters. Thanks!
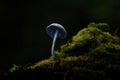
left=51, top=30, right=58, bottom=60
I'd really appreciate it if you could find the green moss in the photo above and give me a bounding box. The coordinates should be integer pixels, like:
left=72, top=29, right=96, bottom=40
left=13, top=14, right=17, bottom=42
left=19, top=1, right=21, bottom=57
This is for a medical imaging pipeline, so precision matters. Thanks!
left=87, top=22, right=110, bottom=32
left=59, top=22, right=120, bottom=57
left=29, top=58, right=58, bottom=70
left=8, top=22, right=120, bottom=80
left=9, top=64, right=21, bottom=72
left=60, top=56, right=89, bottom=69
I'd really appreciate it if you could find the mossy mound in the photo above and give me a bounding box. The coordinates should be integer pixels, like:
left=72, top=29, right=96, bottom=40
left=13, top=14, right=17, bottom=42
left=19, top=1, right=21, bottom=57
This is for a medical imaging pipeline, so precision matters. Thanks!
left=6, top=23, right=120, bottom=80
left=59, top=22, right=120, bottom=57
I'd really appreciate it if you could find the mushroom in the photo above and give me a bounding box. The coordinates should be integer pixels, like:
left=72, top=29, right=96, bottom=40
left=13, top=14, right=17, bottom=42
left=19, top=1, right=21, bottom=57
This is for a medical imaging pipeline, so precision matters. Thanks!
left=46, top=23, right=67, bottom=60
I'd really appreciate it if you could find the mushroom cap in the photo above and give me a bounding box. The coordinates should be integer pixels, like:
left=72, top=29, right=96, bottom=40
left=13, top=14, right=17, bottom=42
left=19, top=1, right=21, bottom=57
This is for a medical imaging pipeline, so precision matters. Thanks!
left=46, top=23, right=67, bottom=39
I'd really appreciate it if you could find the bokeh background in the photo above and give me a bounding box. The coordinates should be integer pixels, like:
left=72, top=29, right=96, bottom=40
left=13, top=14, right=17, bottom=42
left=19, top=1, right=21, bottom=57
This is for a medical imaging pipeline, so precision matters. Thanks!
left=0, top=0, right=120, bottom=72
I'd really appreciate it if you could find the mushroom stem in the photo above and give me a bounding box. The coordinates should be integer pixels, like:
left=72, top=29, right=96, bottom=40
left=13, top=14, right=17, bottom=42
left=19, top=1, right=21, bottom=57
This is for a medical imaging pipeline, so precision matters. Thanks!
left=51, top=29, right=58, bottom=60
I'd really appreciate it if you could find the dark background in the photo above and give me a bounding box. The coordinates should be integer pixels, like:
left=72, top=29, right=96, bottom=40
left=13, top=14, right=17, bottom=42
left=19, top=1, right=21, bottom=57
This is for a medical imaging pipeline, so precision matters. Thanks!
left=0, top=0, right=120, bottom=72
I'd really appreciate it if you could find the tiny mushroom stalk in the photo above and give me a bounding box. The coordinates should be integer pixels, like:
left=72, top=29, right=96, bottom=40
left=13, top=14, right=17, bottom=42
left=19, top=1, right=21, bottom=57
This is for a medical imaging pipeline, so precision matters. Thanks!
left=46, top=23, right=67, bottom=60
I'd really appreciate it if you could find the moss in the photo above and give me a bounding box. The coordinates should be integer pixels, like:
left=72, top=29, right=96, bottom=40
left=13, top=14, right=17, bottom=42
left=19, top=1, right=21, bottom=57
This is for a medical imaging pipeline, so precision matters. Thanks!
left=88, top=22, right=110, bottom=32
left=60, top=56, right=89, bottom=69
left=7, top=22, right=120, bottom=80
left=9, top=64, right=21, bottom=73
left=59, top=22, right=120, bottom=57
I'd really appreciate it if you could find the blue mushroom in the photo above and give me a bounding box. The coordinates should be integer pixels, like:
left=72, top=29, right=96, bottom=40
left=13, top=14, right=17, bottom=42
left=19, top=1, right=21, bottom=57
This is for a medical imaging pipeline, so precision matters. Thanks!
left=46, top=23, right=67, bottom=60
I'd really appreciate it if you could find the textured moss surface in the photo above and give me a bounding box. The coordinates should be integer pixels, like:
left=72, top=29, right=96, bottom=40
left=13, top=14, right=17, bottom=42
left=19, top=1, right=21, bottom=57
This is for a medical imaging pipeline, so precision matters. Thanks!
left=4, top=22, right=120, bottom=80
